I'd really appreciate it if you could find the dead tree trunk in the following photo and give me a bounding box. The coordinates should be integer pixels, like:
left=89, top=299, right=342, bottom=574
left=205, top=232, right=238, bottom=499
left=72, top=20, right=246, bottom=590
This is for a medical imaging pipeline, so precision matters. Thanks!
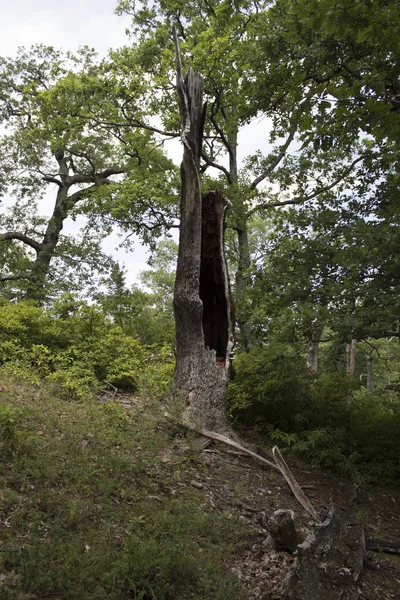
left=306, top=324, right=325, bottom=374
left=172, top=34, right=234, bottom=432
left=281, top=506, right=366, bottom=600
left=366, top=358, right=373, bottom=393
left=346, top=339, right=357, bottom=376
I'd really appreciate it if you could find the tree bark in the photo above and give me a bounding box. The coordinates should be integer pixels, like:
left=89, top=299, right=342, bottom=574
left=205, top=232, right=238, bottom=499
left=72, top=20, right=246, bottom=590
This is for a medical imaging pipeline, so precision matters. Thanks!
left=281, top=506, right=366, bottom=600
left=26, top=186, right=68, bottom=303
left=306, top=324, right=325, bottom=373
left=346, top=339, right=357, bottom=376
left=172, top=40, right=234, bottom=432
left=235, top=219, right=253, bottom=351
left=366, top=358, right=373, bottom=393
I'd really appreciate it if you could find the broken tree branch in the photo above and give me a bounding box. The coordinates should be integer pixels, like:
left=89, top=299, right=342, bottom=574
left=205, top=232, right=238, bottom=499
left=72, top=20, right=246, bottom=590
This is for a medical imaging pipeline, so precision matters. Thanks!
left=273, top=446, right=319, bottom=521
left=164, top=412, right=320, bottom=520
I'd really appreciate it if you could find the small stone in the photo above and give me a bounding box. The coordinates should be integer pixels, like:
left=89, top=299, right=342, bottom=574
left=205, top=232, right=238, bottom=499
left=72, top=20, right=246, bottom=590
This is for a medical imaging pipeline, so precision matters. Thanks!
left=190, top=480, right=204, bottom=489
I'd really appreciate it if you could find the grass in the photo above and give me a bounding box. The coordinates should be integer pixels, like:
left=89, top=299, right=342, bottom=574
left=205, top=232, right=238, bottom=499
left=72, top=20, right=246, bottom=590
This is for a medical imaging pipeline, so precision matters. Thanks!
left=0, top=376, right=245, bottom=599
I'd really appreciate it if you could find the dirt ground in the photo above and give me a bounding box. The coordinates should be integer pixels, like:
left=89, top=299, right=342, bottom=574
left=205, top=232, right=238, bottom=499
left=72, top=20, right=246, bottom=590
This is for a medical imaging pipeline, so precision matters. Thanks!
left=109, top=393, right=400, bottom=599
left=177, top=435, right=400, bottom=600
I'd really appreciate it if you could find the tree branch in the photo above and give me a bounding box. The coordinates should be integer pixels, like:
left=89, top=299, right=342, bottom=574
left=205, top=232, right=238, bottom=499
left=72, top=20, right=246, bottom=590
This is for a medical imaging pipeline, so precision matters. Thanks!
left=0, top=274, right=29, bottom=283
left=97, top=168, right=125, bottom=179
left=67, top=168, right=124, bottom=187
left=200, top=150, right=233, bottom=183
left=67, top=178, right=116, bottom=206
left=247, top=154, right=366, bottom=218
left=209, top=111, right=234, bottom=158
left=42, top=175, right=62, bottom=187
left=250, top=125, right=296, bottom=190
left=0, top=231, right=41, bottom=253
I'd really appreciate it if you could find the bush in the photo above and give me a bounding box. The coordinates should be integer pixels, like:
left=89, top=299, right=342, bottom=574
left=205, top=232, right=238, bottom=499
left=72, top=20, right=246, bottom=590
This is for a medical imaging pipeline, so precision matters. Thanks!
left=229, top=346, right=400, bottom=484
left=228, top=345, right=315, bottom=431
left=0, top=300, right=173, bottom=401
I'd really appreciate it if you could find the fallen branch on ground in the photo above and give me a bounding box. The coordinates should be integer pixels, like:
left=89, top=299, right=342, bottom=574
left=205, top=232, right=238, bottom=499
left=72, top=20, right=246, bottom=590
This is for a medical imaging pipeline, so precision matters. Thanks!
left=366, top=539, right=400, bottom=555
left=164, top=412, right=319, bottom=521
left=273, top=446, right=319, bottom=521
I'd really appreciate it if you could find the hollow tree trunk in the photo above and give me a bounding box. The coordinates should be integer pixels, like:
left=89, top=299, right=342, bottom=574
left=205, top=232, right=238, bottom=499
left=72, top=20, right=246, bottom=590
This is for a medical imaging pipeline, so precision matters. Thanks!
left=306, top=324, right=325, bottom=373
left=172, top=43, right=234, bottom=432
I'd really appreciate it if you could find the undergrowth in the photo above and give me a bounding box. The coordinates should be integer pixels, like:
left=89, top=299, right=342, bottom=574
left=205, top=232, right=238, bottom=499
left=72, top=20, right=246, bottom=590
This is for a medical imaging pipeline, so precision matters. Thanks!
left=229, top=347, right=400, bottom=485
left=0, top=377, right=244, bottom=599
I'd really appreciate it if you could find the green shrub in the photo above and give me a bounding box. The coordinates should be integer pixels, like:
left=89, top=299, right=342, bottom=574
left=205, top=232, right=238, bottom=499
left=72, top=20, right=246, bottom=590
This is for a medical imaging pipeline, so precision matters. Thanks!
left=228, top=345, right=314, bottom=431
left=229, top=346, right=400, bottom=484
left=0, top=300, right=172, bottom=400
left=138, top=344, right=175, bottom=400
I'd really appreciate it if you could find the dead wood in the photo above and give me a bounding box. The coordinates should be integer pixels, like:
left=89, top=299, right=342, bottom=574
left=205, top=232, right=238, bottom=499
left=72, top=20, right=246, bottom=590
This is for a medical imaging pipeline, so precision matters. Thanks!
left=163, top=413, right=321, bottom=520
left=273, top=446, right=319, bottom=521
left=172, top=30, right=234, bottom=431
left=366, top=538, right=400, bottom=554
left=281, top=506, right=366, bottom=600
left=266, top=509, right=299, bottom=554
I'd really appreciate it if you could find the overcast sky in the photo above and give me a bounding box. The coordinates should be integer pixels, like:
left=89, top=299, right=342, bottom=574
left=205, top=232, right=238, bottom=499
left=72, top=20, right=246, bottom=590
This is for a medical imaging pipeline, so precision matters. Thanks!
left=0, top=0, right=131, bottom=57
left=0, top=0, right=271, bottom=287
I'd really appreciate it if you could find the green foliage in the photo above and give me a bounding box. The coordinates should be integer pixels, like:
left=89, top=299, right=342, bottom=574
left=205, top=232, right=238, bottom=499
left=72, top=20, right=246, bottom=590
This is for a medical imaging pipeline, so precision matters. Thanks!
left=229, top=345, right=400, bottom=484
left=228, top=344, right=315, bottom=431
left=0, top=299, right=174, bottom=401
left=0, top=45, right=178, bottom=302
left=138, top=344, right=175, bottom=400
left=0, top=403, right=27, bottom=457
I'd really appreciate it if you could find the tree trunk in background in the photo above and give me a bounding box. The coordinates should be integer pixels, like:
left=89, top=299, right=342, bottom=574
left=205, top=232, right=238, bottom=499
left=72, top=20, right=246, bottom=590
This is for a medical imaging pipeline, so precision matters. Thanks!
left=346, top=339, right=357, bottom=376
left=172, top=47, right=234, bottom=432
left=26, top=187, right=68, bottom=303
left=366, top=359, right=373, bottom=393
left=235, top=220, right=253, bottom=351
left=306, top=324, right=325, bottom=373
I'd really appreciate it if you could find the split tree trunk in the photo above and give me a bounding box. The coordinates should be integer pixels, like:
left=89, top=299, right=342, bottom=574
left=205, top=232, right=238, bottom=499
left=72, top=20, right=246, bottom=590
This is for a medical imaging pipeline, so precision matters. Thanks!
left=172, top=37, right=234, bottom=432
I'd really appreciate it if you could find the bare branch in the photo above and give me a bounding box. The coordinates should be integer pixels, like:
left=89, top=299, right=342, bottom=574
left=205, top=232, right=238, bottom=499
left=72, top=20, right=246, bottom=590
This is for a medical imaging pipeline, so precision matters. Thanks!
left=200, top=150, right=233, bottom=183
left=209, top=111, right=234, bottom=158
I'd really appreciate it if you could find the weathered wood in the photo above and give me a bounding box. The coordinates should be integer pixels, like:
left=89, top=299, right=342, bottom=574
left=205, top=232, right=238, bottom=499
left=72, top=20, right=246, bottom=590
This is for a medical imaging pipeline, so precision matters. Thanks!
left=197, top=428, right=279, bottom=471
left=366, top=359, right=373, bottom=393
left=306, top=323, right=325, bottom=373
left=346, top=339, right=357, bottom=376
left=267, top=509, right=299, bottom=554
left=273, top=446, right=319, bottom=521
left=366, top=538, right=400, bottom=554
left=172, top=31, right=234, bottom=431
left=164, top=413, right=324, bottom=521
left=281, top=506, right=366, bottom=600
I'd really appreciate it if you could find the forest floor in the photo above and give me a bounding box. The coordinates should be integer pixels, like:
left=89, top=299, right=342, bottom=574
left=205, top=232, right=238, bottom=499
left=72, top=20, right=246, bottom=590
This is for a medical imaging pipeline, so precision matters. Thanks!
left=192, top=431, right=400, bottom=599
left=118, top=393, right=400, bottom=600
left=0, top=384, right=399, bottom=599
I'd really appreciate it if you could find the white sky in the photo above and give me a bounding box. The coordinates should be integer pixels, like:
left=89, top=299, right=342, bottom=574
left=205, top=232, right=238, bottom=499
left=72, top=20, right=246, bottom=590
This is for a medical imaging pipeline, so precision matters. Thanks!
left=0, top=0, right=272, bottom=286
